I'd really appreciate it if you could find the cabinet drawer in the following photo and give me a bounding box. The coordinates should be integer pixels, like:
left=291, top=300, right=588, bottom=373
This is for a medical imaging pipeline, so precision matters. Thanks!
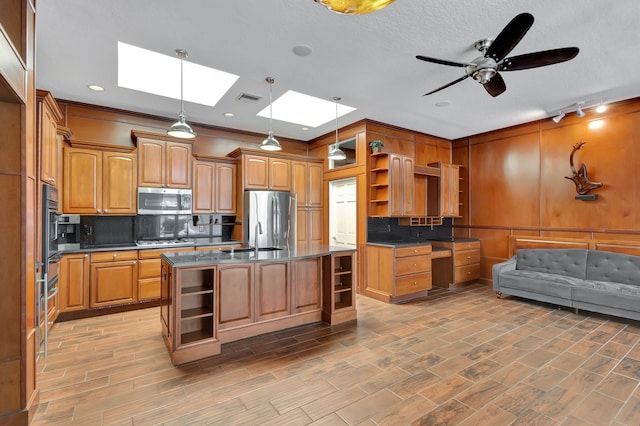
left=138, top=277, right=160, bottom=301
left=91, top=250, right=137, bottom=263
left=396, top=245, right=432, bottom=258
left=396, top=273, right=432, bottom=295
left=453, top=241, right=480, bottom=251
left=139, top=258, right=161, bottom=279
left=455, top=263, right=481, bottom=283
left=138, top=247, right=194, bottom=259
left=454, top=249, right=480, bottom=266
left=396, top=256, right=431, bottom=275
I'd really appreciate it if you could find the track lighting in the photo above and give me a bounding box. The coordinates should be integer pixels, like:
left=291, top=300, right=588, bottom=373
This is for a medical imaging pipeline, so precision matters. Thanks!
left=595, top=104, right=607, bottom=113
left=328, top=97, right=346, bottom=161
left=167, top=49, right=196, bottom=140
left=575, top=103, right=585, bottom=118
left=552, top=112, right=565, bottom=123
left=259, top=77, right=282, bottom=151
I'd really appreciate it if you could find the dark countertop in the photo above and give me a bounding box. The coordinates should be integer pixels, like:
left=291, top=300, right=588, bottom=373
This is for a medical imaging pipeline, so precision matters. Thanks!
left=60, top=240, right=243, bottom=254
left=161, top=244, right=356, bottom=268
left=366, top=241, right=433, bottom=248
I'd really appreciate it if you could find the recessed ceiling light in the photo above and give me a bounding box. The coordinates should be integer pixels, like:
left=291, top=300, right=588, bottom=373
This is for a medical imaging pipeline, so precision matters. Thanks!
left=257, top=90, right=356, bottom=127
left=223, top=112, right=235, bottom=117
left=87, top=84, right=105, bottom=92
left=301, top=127, right=309, bottom=131
left=435, top=101, right=451, bottom=107
left=292, top=45, right=313, bottom=57
left=117, top=42, right=239, bottom=107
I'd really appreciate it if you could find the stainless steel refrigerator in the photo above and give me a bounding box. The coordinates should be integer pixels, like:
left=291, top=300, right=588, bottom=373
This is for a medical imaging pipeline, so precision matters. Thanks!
left=244, top=190, right=296, bottom=249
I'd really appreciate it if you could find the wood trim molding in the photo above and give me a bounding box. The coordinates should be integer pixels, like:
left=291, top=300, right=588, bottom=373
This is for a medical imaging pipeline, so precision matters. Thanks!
left=66, top=140, right=135, bottom=152
left=56, top=125, right=73, bottom=140
left=130, top=129, right=196, bottom=145
left=226, top=147, right=324, bottom=162
left=192, top=154, right=237, bottom=164
left=509, top=236, right=640, bottom=257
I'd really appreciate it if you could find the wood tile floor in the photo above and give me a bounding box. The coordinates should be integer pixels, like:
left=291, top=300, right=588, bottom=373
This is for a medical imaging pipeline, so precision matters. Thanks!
left=34, top=284, right=640, bottom=425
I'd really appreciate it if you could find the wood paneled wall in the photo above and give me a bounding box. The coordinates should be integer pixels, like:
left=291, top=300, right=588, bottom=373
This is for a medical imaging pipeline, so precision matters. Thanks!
left=454, top=98, right=640, bottom=284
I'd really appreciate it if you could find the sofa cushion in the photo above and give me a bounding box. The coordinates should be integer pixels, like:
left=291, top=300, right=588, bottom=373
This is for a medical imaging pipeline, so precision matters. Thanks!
left=516, top=249, right=588, bottom=280
left=499, top=270, right=582, bottom=299
left=586, top=250, right=640, bottom=285
left=573, top=281, right=640, bottom=312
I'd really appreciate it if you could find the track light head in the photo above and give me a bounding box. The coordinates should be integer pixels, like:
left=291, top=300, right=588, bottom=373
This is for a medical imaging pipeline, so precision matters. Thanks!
left=575, top=103, right=586, bottom=118
left=552, top=112, right=565, bottom=123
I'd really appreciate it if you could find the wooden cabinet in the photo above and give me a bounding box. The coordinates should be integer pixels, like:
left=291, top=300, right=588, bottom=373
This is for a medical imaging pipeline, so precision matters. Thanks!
left=160, top=261, right=220, bottom=366
left=431, top=240, right=480, bottom=288
left=292, top=257, right=321, bottom=313
left=217, top=263, right=254, bottom=330
left=293, top=160, right=324, bottom=245
left=134, top=132, right=193, bottom=188
left=63, top=147, right=137, bottom=214
left=369, top=153, right=414, bottom=217
left=242, top=154, right=291, bottom=191
left=37, top=90, right=63, bottom=188
left=59, top=253, right=90, bottom=312
left=427, top=162, right=461, bottom=218
left=364, top=244, right=432, bottom=303
left=89, top=251, right=138, bottom=307
left=193, top=159, right=237, bottom=214
left=138, top=247, right=194, bottom=301
left=322, top=252, right=356, bottom=324
left=255, top=261, right=290, bottom=322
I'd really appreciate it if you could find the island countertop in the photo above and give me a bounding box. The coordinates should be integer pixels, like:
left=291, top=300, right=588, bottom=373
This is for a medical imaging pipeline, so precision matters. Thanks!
left=160, top=244, right=356, bottom=268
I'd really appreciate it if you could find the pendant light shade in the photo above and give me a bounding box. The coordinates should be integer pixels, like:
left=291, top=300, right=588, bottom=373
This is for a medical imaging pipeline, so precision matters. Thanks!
left=328, top=97, right=346, bottom=161
left=314, top=0, right=395, bottom=15
left=167, top=49, right=196, bottom=140
left=259, top=77, right=282, bottom=151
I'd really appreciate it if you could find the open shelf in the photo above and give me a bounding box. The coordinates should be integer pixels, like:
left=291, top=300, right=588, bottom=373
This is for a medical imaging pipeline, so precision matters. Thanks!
left=181, top=306, right=213, bottom=319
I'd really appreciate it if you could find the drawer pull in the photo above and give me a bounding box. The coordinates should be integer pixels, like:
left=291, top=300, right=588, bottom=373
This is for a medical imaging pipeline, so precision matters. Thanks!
left=467, top=256, right=471, bottom=259
left=467, top=271, right=471, bottom=275
left=414, top=249, right=417, bottom=253
left=412, top=281, right=417, bottom=286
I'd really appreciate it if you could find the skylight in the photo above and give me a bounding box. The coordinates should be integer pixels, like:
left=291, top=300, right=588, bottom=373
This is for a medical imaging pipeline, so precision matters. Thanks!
left=117, top=42, right=239, bottom=107
left=257, top=90, right=356, bottom=127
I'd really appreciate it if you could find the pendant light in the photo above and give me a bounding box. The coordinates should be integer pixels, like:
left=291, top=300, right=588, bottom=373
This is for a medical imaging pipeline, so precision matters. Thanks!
left=314, top=0, right=395, bottom=15
left=259, top=77, right=282, bottom=151
left=328, top=97, right=346, bottom=161
left=167, top=49, right=196, bottom=140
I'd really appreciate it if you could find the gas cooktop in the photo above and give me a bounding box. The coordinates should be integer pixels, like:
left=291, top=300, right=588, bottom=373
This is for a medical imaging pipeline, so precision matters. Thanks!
left=135, top=239, right=192, bottom=248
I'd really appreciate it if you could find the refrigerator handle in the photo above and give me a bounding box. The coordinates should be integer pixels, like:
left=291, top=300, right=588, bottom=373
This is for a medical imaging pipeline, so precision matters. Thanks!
left=273, top=194, right=280, bottom=246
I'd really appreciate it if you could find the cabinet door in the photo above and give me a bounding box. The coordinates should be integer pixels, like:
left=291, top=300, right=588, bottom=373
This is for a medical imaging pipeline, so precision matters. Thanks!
left=59, top=253, right=89, bottom=312
left=102, top=152, right=137, bottom=214
left=291, top=161, right=307, bottom=206
left=402, top=156, right=415, bottom=216
left=296, top=208, right=308, bottom=245
left=90, top=260, right=138, bottom=307
left=166, top=141, right=192, bottom=188
left=40, top=104, right=59, bottom=187
left=388, top=154, right=403, bottom=217
left=292, top=258, right=320, bottom=313
left=308, top=208, right=323, bottom=245
left=193, top=161, right=215, bottom=213
left=441, top=164, right=460, bottom=217
left=255, top=261, right=290, bottom=322
left=63, top=147, right=102, bottom=214
left=217, top=264, right=254, bottom=329
left=269, top=158, right=291, bottom=191
left=215, top=163, right=237, bottom=214
left=307, top=162, right=323, bottom=207
left=137, top=138, right=165, bottom=187
left=244, top=155, right=269, bottom=189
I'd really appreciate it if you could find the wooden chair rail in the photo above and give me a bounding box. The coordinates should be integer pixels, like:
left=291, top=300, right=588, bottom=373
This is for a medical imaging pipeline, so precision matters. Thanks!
left=509, top=236, right=640, bottom=257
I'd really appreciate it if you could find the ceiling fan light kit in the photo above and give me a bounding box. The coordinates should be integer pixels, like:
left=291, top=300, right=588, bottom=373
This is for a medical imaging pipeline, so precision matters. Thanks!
left=417, top=12, right=579, bottom=97
left=314, top=0, right=395, bottom=15
left=167, top=49, right=196, bottom=140
left=259, top=77, right=282, bottom=151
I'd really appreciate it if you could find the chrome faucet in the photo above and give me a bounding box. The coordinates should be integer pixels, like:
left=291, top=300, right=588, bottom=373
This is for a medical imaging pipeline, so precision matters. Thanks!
left=254, top=220, right=263, bottom=256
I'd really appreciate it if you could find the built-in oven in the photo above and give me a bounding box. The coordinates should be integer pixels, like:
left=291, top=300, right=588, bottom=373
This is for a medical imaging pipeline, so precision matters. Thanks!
left=138, top=187, right=192, bottom=215
left=39, top=183, right=61, bottom=358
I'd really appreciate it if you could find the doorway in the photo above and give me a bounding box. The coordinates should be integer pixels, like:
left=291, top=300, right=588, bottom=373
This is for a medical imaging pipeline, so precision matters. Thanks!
left=329, top=177, right=357, bottom=248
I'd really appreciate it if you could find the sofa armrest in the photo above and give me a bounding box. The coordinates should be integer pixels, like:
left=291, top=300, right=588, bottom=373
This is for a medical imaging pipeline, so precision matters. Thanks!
left=492, top=256, right=517, bottom=292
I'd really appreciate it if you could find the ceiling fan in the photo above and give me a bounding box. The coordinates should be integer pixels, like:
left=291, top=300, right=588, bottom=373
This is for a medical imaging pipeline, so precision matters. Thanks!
left=416, top=13, right=579, bottom=97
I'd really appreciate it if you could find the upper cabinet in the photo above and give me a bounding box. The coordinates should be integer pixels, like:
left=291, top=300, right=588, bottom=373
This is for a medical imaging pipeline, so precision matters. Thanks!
left=193, top=157, right=237, bottom=214
left=292, top=160, right=323, bottom=208
left=241, top=154, right=291, bottom=191
left=427, top=162, right=461, bottom=218
left=132, top=131, right=193, bottom=188
left=369, top=153, right=414, bottom=217
left=63, top=147, right=137, bottom=215
left=37, top=91, right=64, bottom=188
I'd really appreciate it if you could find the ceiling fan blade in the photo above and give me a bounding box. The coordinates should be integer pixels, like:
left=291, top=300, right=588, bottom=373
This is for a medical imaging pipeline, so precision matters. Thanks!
left=416, top=55, right=474, bottom=68
left=500, top=47, right=580, bottom=71
left=423, top=75, right=469, bottom=96
left=485, top=13, right=534, bottom=61
left=483, top=73, right=506, bottom=97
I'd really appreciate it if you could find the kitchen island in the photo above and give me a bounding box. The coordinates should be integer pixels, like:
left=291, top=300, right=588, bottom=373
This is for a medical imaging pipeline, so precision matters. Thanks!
left=160, top=245, right=356, bottom=365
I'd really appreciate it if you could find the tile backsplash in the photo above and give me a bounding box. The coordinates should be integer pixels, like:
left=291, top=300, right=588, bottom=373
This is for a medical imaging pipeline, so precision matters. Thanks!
left=367, top=217, right=453, bottom=242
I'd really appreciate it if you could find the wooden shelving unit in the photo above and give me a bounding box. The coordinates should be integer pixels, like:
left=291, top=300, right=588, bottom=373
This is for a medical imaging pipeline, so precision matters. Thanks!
left=322, top=252, right=357, bottom=324
left=369, top=153, right=390, bottom=217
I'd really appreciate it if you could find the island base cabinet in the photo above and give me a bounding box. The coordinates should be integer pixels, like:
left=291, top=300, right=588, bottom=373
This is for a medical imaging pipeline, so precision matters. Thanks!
left=292, top=258, right=321, bottom=313
left=217, top=264, right=254, bottom=330
left=322, top=252, right=357, bottom=324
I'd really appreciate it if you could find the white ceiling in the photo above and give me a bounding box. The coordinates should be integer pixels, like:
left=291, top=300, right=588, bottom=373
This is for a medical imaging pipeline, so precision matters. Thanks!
left=35, top=0, right=640, bottom=141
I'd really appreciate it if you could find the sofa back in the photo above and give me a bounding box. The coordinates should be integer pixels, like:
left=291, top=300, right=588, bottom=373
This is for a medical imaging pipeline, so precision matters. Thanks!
left=586, top=250, right=640, bottom=285
left=516, top=249, right=587, bottom=279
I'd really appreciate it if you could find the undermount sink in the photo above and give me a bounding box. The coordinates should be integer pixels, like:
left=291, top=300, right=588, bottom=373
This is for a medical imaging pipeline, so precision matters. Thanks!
left=221, top=247, right=283, bottom=253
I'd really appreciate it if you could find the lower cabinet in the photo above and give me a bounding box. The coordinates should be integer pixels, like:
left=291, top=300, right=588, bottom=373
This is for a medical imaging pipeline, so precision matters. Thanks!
left=59, top=253, right=90, bottom=312
left=322, top=252, right=357, bottom=324
left=138, top=247, right=194, bottom=301
left=430, top=239, right=481, bottom=287
left=255, top=261, right=290, bottom=322
left=292, top=257, right=321, bottom=313
left=364, top=244, right=432, bottom=303
left=89, top=251, right=138, bottom=308
left=217, top=263, right=254, bottom=330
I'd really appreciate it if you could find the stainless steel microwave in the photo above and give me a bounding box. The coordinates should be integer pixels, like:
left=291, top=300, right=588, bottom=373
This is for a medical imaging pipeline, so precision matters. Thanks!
left=137, top=187, right=192, bottom=215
